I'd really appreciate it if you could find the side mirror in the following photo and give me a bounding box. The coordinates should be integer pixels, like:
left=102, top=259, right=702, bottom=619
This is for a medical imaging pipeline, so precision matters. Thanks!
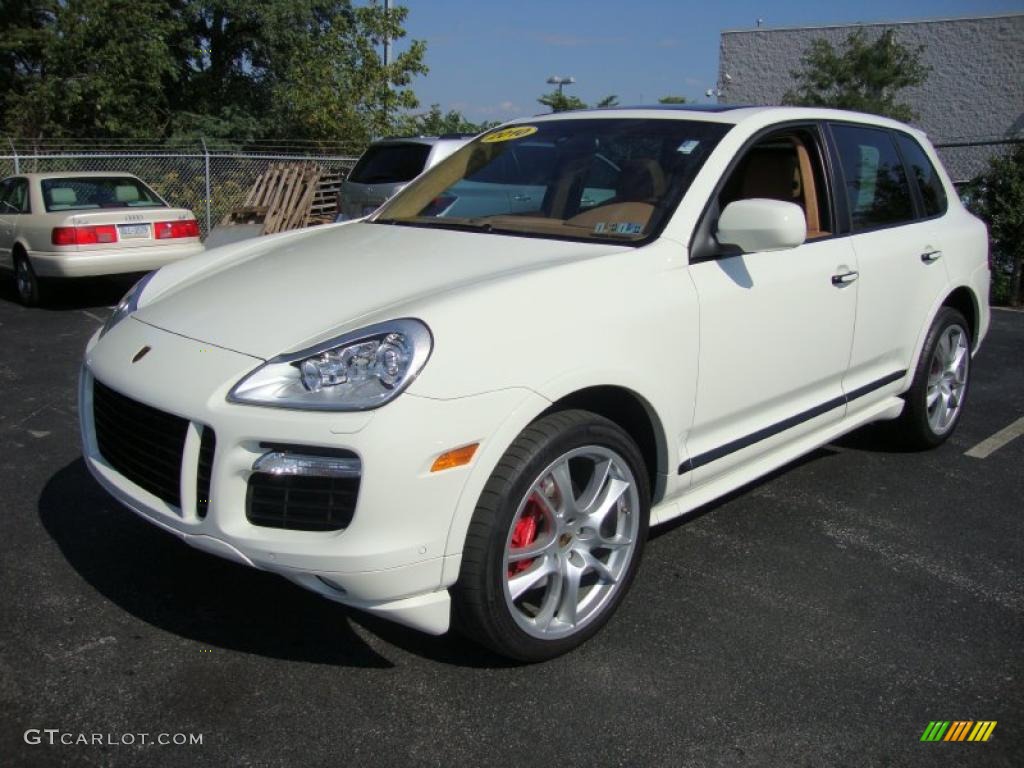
left=715, top=199, right=807, bottom=253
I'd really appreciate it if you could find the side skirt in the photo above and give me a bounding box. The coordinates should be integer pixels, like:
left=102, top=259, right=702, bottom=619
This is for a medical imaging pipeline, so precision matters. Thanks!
left=651, top=395, right=905, bottom=527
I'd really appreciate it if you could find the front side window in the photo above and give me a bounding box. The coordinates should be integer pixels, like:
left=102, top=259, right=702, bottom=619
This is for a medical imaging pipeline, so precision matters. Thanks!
left=830, top=124, right=914, bottom=231
left=718, top=126, right=833, bottom=239
left=895, top=133, right=948, bottom=218
left=41, top=177, right=165, bottom=212
left=348, top=144, right=432, bottom=184
left=373, top=118, right=731, bottom=244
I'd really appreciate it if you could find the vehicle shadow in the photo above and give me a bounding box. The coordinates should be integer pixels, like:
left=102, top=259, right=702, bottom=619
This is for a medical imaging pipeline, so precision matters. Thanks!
left=39, top=459, right=514, bottom=669
left=649, top=446, right=842, bottom=540
left=0, top=272, right=141, bottom=310
left=831, top=421, right=921, bottom=453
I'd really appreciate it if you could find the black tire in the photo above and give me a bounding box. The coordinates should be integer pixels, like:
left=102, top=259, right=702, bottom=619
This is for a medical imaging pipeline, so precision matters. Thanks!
left=893, top=307, right=971, bottom=449
left=14, top=251, right=40, bottom=307
left=453, top=409, right=650, bottom=662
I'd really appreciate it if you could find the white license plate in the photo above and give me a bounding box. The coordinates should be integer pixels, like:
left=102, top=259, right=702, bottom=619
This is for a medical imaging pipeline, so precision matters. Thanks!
left=118, top=223, right=150, bottom=238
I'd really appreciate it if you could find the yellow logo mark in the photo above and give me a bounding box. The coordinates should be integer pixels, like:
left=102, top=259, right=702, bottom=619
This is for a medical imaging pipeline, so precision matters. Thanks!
left=481, top=126, right=538, bottom=143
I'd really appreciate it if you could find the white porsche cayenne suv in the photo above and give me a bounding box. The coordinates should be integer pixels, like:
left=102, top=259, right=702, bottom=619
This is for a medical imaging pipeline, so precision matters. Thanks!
left=79, top=106, right=990, bottom=661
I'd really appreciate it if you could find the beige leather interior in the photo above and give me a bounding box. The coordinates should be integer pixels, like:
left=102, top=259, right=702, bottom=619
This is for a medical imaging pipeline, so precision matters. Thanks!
left=729, top=136, right=829, bottom=239
left=562, top=157, right=665, bottom=232
left=616, top=159, right=666, bottom=202
left=738, top=150, right=798, bottom=201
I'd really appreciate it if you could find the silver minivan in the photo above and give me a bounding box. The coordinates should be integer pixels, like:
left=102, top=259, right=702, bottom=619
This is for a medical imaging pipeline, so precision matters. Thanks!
left=337, top=135, right=472, bottom=220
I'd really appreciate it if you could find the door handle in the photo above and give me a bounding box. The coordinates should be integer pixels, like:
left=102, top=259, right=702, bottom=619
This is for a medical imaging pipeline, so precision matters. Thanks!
left=831, top=270, right=859, bottom=286
left=921, top=250, right=943, bottom=263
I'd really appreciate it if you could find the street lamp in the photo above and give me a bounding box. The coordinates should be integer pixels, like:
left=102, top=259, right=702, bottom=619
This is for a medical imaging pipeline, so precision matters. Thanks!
left=546, top=75, right=576, bottom=95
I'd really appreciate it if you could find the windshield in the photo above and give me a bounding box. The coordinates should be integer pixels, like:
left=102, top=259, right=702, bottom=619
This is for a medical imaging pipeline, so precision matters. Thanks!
left=372, top=118, right=730, bottom=243
left=348, top=143, right=432, bottom=184
left=41, top=177, right=166, bottom=212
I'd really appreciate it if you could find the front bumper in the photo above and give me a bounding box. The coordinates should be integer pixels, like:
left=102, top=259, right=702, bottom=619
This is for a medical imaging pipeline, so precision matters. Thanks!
left=80, top=317, right=546, bottom=634
left=31, top=242, right=204, bottom=277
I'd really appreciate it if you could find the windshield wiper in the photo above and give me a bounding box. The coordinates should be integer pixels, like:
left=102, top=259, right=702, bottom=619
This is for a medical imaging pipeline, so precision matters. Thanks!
left=372, top=217, right=496, bottom=233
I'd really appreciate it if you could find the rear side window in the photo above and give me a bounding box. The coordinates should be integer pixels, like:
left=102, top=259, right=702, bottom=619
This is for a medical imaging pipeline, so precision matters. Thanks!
left=348, top=144, right=431, bottom=184
left=0, top=178, right=29, bottom=213
left=895, top=133, right=948, bottom=217
left=830, top=124, right=914, bottom=231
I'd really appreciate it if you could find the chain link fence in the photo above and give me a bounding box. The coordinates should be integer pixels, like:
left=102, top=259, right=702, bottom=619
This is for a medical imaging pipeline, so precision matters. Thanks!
left=0, top=138, right=363, bottom=238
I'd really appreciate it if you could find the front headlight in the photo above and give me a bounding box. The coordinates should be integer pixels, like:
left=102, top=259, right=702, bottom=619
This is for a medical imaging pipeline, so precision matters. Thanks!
left=100, top=271, right=156, bottom=338
left=227, top=319, right=432, bottom=411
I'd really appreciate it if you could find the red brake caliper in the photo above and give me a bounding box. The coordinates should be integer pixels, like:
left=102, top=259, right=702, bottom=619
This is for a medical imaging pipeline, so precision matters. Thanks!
left=508, top=497, right=542, bottom=576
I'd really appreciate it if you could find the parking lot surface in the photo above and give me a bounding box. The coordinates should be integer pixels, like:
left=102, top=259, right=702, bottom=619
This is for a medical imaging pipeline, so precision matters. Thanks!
left=0, top=278, right=1021, bottom=767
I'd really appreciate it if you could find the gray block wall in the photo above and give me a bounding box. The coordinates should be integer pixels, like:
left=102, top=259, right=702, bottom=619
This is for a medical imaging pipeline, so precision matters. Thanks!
left=718, top=13, right=1024, bottom=182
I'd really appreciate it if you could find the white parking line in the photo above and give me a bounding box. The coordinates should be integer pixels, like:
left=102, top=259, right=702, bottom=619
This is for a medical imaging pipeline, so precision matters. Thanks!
left=79, top=310, right=105, bottom=323
left=965, top=416, right=1024, bottom=459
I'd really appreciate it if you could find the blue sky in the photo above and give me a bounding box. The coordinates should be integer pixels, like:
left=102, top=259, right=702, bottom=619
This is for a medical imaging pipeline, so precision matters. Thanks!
left=393, top=0, right=1023, bottom=121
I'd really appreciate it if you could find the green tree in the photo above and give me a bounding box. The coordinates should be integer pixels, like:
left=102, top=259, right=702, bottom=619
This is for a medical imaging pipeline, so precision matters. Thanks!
left=398, top=104, right=494, bottom=136
left=964, top=145, right=1024, bottom=307
left=0, top=0, right=56, bottom=131
left=258, top=2, right=427, bottom=145
left=538, top=90, right=587, bottom=113
left=4, top=0, right=183, bottom=137
left=658, top=95, right=688, bottom=104
left=537, top=90, right=619, bottom=113
left=1, top=0, right=428, bottom=143
left=782, top=28, right=930, bottom=121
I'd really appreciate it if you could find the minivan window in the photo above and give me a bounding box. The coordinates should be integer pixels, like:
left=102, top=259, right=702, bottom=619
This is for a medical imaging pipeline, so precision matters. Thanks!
left=348, top=144, right=432, bottom=184
left=895, top=133, right=947, bottom=218
left=830, top=124, right=914, bottom=231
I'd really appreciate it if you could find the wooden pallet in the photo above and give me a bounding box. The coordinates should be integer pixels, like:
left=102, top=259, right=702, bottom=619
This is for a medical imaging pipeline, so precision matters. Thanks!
left=306, top=170, right=345, bottom=225
left=222, top=162, right=324, bottom=235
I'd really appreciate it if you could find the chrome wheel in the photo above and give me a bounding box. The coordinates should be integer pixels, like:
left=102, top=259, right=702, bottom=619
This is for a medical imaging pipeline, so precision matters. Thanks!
left=502, top=446, right=640, bottom=640
left=926, top=323, right=969, bottom=434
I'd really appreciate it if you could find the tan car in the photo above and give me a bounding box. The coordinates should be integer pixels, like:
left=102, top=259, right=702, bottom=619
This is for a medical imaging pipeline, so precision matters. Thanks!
left=0, top=172, right=204, bottom=306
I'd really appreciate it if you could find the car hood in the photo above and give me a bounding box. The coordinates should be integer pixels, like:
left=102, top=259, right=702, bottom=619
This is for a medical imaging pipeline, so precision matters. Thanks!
left=134, top=222, right=626, bottom=359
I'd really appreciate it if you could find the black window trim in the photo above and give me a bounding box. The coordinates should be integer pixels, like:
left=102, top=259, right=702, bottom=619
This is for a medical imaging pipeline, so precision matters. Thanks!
left=824, top=120, right=924, bottom=237
left=890, top=128, right=950, bottom=224
left=689, top=119, right=841, bottom=263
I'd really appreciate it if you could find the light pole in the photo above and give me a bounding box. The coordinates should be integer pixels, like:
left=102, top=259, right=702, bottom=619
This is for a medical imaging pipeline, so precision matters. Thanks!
left=546, top=75, right=576, bottom=96
left=381, top=0, right=392, bottom=136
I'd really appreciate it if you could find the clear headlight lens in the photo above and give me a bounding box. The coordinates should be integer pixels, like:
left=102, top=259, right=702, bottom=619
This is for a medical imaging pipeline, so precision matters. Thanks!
left=228, top=319, right=432, bottom=411
left=100, top=271, right=156, bottom=338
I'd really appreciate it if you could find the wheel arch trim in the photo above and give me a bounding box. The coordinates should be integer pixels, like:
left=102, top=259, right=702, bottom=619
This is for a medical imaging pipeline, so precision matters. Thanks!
left=440, top=378, right=671, bottom=584
left=907, top=283, right=984, bottom=384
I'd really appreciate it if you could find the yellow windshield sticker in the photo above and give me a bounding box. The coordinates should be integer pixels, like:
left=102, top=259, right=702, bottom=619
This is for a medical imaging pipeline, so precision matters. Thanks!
left=481, top=126, right=538, bottom=143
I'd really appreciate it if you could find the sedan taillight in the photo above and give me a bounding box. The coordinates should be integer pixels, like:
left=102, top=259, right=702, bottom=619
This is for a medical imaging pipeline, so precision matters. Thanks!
left=154, top=219, right=200, bottom=239
left=52, top=225, right=119, bottom=245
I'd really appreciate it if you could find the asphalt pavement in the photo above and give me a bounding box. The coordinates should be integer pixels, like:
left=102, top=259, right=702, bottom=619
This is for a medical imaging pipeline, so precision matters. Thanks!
left=0, top=276, right=1021, bottom=767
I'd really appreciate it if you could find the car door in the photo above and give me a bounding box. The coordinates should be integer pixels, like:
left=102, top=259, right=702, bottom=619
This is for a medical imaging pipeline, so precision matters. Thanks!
left=685, top=124, right=859, bottom=483
left=0, top=179, right=16, bottom=269
left=827, top=123, right=951, bottom=403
